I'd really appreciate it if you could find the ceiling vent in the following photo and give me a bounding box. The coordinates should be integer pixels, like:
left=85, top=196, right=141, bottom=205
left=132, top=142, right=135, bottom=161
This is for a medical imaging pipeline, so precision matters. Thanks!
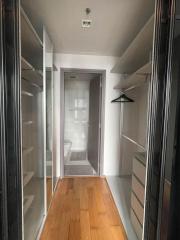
left=82, top=19, right=92, bottom=28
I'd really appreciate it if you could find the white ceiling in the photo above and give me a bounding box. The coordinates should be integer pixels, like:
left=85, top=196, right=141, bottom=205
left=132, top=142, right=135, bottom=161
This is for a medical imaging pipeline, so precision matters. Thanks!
left=22, top=0, right=155, bottom=57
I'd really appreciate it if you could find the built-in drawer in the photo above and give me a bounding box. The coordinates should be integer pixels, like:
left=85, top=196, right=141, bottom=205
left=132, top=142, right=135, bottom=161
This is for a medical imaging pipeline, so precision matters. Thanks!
left=131, top=209, right=143, bottom=240
left=133, top=157, right=146, bottom=185
left=131, top=193, right=144, bottom=225
left=132, top=175, right=145, bottom=206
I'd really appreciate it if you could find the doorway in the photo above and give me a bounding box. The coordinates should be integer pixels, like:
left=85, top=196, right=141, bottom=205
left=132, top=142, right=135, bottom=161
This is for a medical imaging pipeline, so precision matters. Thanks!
left=60, top=69, right=105, bottom=177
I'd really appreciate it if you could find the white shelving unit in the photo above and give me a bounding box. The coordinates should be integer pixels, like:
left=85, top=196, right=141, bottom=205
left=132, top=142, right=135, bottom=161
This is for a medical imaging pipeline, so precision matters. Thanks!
left=111, top=15, right=154, bottom=74
left=21, top=6, right=45, bottom=239
left=114, top=62, right=151, bottom=90
left=21, top=7, right=43, bottom=70
left=109, top=9, right=155, bottom=240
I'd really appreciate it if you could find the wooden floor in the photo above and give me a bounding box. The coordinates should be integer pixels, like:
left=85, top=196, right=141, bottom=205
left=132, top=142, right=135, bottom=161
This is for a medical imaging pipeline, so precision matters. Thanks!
left=40, top=177, right=127, bottom=240
left=46, top=178, right=52, bottom=209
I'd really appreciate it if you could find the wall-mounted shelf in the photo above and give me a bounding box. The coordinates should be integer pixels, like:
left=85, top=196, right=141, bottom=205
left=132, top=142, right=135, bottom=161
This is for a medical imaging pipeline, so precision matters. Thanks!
left=24, top=195, right=34, bottom=215
left=21, top=7, right=43, bottom=70
left=111, top=15, right=154, bottom=74
left=21, top=57, right=43, bottom=87
left=122, top=134, right=146, bottom=150
left=23, top=172, right=34, bottom=187
left=23, top=147, right=34, bottom=156
left=114, top=62, right=151, bottom=90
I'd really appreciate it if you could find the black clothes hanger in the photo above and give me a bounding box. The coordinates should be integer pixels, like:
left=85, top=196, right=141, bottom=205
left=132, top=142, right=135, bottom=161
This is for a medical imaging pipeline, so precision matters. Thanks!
left=111, top=93, right=134, bottom=103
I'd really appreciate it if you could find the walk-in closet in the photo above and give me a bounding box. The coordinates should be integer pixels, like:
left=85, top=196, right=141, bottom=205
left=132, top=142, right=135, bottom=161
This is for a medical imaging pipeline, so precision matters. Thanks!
left=107, top=2, right=155, bottom=239
left=2, top=0, right=178, bottom=239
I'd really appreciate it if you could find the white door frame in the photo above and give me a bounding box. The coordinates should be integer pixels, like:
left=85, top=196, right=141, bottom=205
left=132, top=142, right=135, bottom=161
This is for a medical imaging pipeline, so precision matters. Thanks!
left=60, top=68, right=106, bottom=177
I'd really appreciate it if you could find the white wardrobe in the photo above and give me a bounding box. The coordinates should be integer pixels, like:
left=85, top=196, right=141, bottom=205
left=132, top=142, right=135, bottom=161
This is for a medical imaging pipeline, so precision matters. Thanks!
left=107, top=5, right=155, bottom=240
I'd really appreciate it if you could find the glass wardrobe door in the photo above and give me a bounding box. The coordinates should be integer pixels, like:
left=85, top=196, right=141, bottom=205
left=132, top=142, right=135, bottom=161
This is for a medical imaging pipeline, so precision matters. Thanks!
left=44, top=29, right=53, bottom=210
left=159, top=1, right=180, bottom=239
left=143, top=0, right=173, bottom=239
left=21, top=6, right=45, bottom=240
left=21, top=82, right=44, bottom=240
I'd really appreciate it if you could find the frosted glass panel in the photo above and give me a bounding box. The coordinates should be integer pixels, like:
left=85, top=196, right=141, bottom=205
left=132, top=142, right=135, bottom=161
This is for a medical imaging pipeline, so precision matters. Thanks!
left=64, top=80, right=90, bottom=151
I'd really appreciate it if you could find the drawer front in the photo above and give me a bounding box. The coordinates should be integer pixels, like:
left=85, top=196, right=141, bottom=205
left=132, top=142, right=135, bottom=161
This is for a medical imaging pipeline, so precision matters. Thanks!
left=131, top=193, right=144, bottom=225
left=133, top=157, right=146, bottom=185
left=131, top=209, right=143, bottom=240
left=132, top=175, right=145, bottom=206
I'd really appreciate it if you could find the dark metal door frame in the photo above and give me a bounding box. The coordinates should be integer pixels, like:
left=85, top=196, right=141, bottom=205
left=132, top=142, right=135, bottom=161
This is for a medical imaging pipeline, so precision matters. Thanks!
left=0, top=0, right=8, bottom=238
left=143, top=0, right=173, bottom=239
left=1, top=0, right=22, bottom=239
left=156, top=0, right=180, bottom=239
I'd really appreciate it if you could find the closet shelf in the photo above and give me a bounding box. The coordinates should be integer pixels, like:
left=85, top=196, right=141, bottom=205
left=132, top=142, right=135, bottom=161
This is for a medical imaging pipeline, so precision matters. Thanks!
left=22, top=147, right=34, bottom=156
left=122, top=134, right=146, bottom=150
left=23, top=195, right=34, bottom=215
left=21, top=8, right=43, bottom=70
left=23, top=120, right=34, bottom=126
left=21, top=8, right=43, bottom=47
left=74, top=120, right=89, bottom=124
left=22, top=90, right=34, bottom=97
left=21, top=57, right=43, bottom=87
left=111, top=15, right=154, bottom=74
left=23, top=171, right=34, bottom=187
left=114, top=62, right=151, bottom=90
left=69, top=107, right=87, bottom=111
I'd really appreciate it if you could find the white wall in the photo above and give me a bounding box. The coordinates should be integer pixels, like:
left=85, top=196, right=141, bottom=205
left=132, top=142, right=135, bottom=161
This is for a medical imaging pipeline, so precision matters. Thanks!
left=54, top=53, right=122, bottom=176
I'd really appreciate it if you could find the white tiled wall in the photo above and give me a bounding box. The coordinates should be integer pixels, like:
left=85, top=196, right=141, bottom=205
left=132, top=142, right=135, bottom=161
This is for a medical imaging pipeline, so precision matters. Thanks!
left=64, top=79, right=90, bottom=151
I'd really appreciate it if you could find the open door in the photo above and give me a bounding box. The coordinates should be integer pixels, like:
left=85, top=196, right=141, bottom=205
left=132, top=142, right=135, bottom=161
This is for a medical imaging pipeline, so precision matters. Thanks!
left=88, top=75, right=101, bottom=174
